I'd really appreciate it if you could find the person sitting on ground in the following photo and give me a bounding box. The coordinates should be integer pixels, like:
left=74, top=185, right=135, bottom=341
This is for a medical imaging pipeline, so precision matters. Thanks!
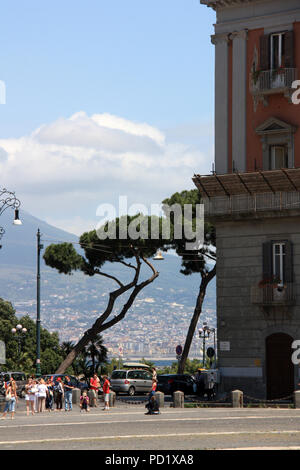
left=80, top=391, right=90, bottom=412
left=145, top=395, right=160, bottom=415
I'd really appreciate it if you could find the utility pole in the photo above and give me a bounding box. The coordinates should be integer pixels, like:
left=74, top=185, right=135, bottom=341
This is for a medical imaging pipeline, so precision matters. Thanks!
left=36, top=228, right=43, bottom=377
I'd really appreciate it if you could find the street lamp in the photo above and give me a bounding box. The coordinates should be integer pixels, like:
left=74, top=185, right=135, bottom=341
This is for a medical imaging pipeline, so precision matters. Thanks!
left=199, top=322, right=211, bottom=369
left=0, top=188, right=22, bottom=246
left=36, top=228, right=44, bottom=377
left=11, top=324, right=27, bottom=365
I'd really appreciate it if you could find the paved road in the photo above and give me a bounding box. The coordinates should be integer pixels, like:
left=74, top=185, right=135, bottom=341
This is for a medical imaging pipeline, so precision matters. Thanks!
left=0, top=400, right=300, bottom=450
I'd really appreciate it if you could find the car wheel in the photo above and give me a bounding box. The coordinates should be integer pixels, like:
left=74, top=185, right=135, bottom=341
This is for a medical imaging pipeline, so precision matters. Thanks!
left=128, top=386, right=135, bottom=397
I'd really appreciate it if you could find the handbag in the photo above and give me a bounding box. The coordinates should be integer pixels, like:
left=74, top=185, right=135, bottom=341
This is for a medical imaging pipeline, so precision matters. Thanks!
left=5, top=392, right=11, bottom=402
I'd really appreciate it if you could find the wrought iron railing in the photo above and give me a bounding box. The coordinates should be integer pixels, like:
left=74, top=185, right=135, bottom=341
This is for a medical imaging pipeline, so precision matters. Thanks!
left=204, top=191, right=300, bottom=217
left=251, top=283, right=295, bottom=306
left=251, top=68, right=297, bottom=94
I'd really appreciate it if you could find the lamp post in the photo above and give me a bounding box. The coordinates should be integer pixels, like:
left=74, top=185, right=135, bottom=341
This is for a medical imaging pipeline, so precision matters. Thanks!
left=199, top=322, right=211, bottom=369
left=36, top=228, right=43, bottom=377
left=0, top=187, right=22, bottom=247
left=11, top=324, right=27, bottom=365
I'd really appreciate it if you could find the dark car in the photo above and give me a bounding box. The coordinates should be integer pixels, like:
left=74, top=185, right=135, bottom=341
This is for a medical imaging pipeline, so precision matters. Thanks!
left=42, top=374, right=89, bottom=391
left=0, top=371, right=27, bottom=398
left=157, top=374, right=197, bottom=395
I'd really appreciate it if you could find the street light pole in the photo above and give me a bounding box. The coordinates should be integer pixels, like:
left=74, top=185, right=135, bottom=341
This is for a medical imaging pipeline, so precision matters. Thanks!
left=12, top=324, right=27, bottom=366
left=36, top=228, right=43, bottom=377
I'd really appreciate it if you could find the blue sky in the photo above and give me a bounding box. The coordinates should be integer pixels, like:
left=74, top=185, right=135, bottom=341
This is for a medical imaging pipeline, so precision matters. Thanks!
left=0, top=0, right=216, bottom=235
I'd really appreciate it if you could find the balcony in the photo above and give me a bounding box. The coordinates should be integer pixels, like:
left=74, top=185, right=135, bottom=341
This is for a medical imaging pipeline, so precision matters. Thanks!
left=204, top=191, right=300, bottom=218
left=251, top=283, right=295, bottom=306
left=250, top=68, right=297, bottom=102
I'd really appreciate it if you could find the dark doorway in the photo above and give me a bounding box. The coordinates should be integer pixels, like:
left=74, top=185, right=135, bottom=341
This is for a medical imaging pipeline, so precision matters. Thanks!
left=266, top=333, right=294, bottom=400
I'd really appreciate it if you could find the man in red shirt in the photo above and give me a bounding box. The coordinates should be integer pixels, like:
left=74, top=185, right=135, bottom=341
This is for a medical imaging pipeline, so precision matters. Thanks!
left=102, top=375, right=110, bottom=411
left=89, top=374, right=100, bottom=407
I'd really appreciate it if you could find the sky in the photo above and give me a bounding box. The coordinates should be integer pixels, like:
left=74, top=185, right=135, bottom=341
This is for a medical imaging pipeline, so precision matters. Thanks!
left=0, top=0, right=216, bottom=236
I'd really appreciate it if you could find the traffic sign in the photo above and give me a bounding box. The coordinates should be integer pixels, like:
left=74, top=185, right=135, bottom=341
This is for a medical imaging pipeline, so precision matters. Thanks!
left=207, top=347, right=215, bottom=358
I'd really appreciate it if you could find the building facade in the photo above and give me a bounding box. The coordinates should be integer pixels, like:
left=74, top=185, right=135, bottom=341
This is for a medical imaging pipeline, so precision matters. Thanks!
left=195, top=0, right=300, bottom=399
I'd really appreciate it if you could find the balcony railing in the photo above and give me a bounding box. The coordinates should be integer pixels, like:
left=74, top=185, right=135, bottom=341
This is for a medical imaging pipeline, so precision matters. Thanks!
left=204, top=191, right=300, bottom=217
left=251, top=68, right=297, bottom=95
left=251, top=283, right=295, bottom=306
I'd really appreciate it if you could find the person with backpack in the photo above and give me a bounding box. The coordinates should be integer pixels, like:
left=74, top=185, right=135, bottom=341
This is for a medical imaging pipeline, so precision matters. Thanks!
left=54, top=377, right=64, bottom=411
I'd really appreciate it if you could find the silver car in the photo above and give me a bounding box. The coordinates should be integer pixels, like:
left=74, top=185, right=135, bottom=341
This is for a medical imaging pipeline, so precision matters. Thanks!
left=110, top=369, right=153, bottom=396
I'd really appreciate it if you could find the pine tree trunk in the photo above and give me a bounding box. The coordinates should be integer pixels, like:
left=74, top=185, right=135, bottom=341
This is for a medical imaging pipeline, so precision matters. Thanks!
left=178, top=265, right=216, bottom=375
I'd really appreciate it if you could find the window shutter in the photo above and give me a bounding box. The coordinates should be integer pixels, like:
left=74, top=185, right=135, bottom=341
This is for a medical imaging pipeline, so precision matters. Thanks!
left=260, top=34, right=270, bottom=70
left=284, top=240, right=293, bottom=282
left=262, top=241, right=273, bottom=280
left=284, top=31, right=294, bottom=68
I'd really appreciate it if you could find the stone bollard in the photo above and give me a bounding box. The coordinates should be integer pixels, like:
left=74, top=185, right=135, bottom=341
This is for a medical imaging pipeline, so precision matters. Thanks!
left=72, top=388, right=81, bottom=405
left=294, top=390, right=300, bottom=408
left=173, top=390, right=184, bottom=408
left=109, top=391, right=116, bottom=408
left=231, top=390, right=243, bottom=408
left=88, top=390, right=96, bottom=407
left=155, top=391, right=164, bottom=408
left=0, top=399, right=5, bottom=413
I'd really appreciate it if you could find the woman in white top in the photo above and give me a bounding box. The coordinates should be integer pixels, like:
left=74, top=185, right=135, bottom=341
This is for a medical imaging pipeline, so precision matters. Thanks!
left=25, top=378, right=35, bottom=416
left=37, top=379, right=47, bottom=412
left=30, top=380, right=39, bottom=413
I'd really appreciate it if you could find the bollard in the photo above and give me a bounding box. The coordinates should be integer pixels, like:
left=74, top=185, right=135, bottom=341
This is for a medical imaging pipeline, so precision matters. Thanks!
left=294, top=390, right=300, bottom=408
left=231, top=390, right=243, bottom=408
left=155, top=391, right=164, bottom=408
left=88, top=390, right=96, bottom=407
left=0, top=399, right=5, bottom=413
left=72, top=388, right=81, bottom=405
left=173, top=390, right=184, bottom=408
left=109, top=391, right=116, bottom=408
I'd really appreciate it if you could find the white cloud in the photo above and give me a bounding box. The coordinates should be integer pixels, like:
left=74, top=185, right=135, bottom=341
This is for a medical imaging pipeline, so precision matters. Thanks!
left=0, top=112, right=212, bottom=234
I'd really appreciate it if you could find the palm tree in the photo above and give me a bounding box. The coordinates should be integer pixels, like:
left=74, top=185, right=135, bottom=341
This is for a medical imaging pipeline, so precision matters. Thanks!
left=85, top=335, right=108, bottom=375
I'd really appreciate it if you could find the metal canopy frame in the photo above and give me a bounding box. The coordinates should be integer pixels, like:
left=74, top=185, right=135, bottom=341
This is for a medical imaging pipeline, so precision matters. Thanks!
left=193, top=169, right=300, bottom=198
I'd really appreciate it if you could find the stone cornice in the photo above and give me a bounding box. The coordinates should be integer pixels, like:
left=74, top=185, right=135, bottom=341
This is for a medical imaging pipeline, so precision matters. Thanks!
left=211, top=33, right=230, bottom=45
left=200, top=0, right=255, bottom=10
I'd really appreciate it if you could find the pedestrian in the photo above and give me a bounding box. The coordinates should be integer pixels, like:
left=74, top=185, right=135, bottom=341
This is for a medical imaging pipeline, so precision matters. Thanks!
left=149, top=378, right=157, bottom=401
left=37, top=378, right=47, bottom=412
left=46, top=379, right=54, bottom=412
left=63, top=376, right=74, bottom=411
left=25, top=378, right=35, bottom=416
left=152, top=367, right=157, bottom=382
left=54, top=377, right=64, bottom=411
left=1, top=377, right=18, bottom=420
left=102, top=375, right=110, bottom=411
left=89, top=373, right=100, bottom=407
left=80, top=391, right=90, bottom=412
left=30, top=379, right=39, bottom=413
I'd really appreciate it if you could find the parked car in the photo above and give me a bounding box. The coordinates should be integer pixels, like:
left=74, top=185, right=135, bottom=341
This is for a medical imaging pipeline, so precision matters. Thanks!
left=0, top=371, right=27, bottom=397
left=110, top=369, right=153, bottom=396
left=157, top=374, right=197, bottom=395
left=42, top=374, right=89, bottom=391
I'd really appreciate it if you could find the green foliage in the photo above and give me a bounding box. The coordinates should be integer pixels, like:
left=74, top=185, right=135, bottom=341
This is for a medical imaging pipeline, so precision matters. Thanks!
left=0, top=299, right=64, bottom=375
left=157, top=358, right=206, bottom=375
left=162, top=189, right=216, bottom=276
left=44, top=215, right=171, bottom=278
left=43, top=243, right=83, bottom=275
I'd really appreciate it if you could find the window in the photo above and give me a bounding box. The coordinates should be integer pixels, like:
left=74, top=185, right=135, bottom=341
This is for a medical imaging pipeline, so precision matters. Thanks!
left=270, top=145, right=288, bottom=169
left=273, top=242, right=286, bottom=285
left=263, top=240, right=293, bottom=284
left=271, top=33, right=285, bottom=69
